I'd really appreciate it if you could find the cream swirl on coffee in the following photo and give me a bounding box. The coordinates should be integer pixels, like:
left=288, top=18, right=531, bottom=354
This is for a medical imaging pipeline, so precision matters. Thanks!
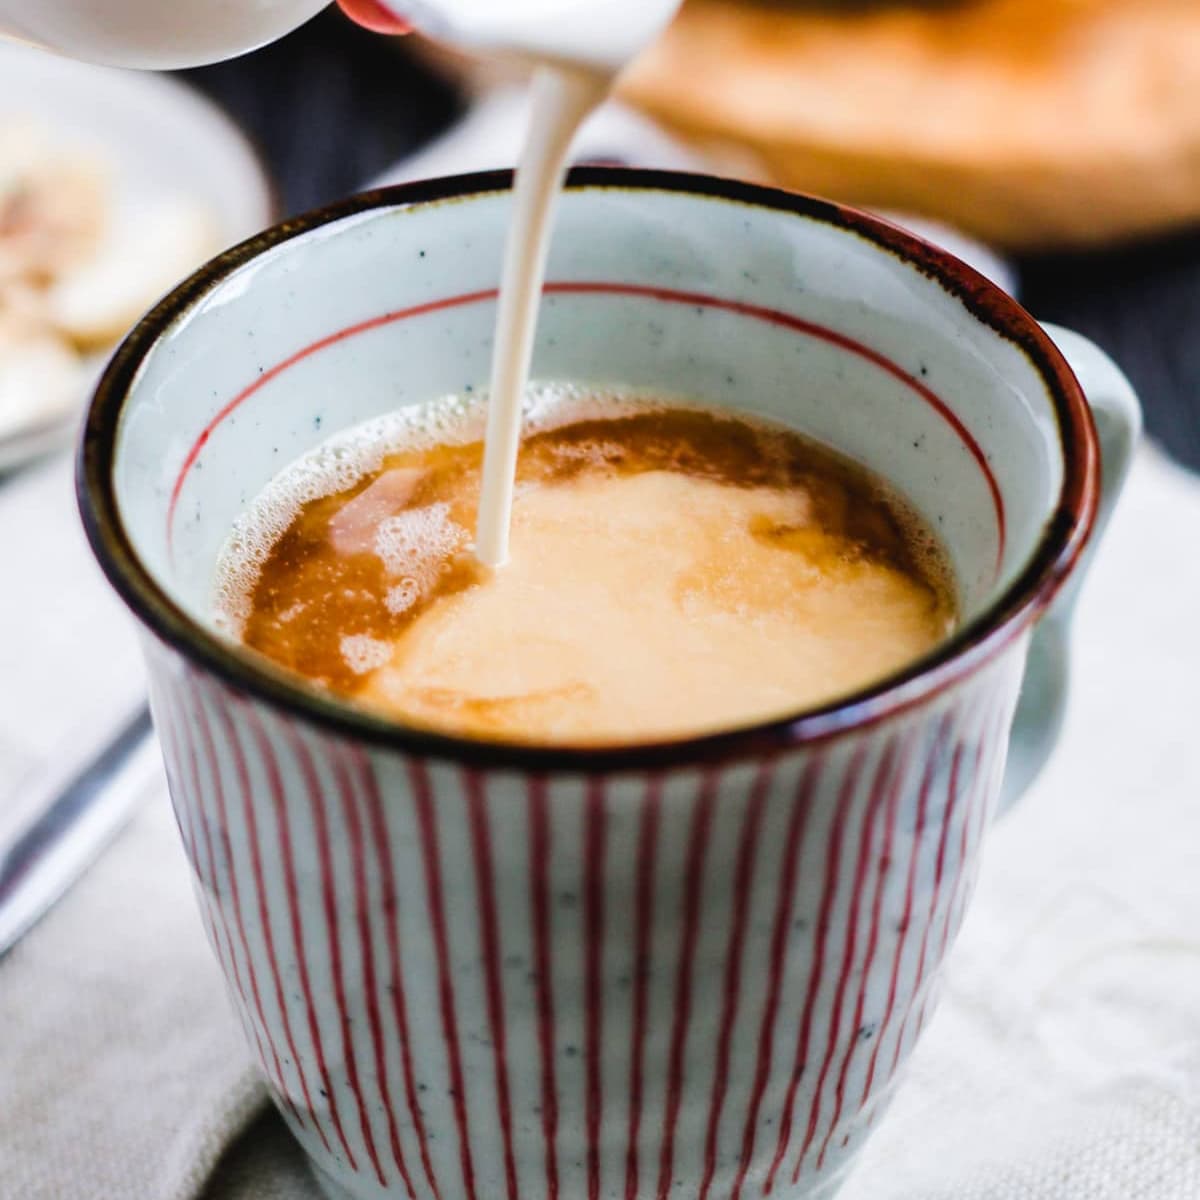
left=215, top=387, right=957, bottom=744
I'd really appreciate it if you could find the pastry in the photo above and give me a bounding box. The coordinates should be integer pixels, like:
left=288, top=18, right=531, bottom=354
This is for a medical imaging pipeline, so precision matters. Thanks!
left=621, top=0, right=1200, bottom=248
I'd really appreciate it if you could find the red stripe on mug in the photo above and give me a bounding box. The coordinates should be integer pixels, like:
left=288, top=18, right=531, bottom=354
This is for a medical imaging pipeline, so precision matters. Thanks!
left=624, top=776, right=663, bottom=1200
left=175, top=682, right=287, bottom=1123
left=203, top=688, right=310, bottom=1136
left=887, top=736, right=967, bottom=1085
left=936, top=700, right=1007, bottom=967
left=938, top=741, right=988, bottom=960
left=166, top=283, right=1005, bottom=574
left=244, top=713, right=340, bottom=1160
left=907, top=702, right=1007, bottom=1059
left=892, top=695, right=993, bottom=1069
left=764, top=749, right=864, bottom=1194
left=335, top=749, right=416, bottom=1196
left=584, top=780, right=609, bottom=1200
left=410, top=761, right=479, bottom=1200
left=858, top=715, right=951, bottom=1108
left=699, top=761, right=772, bottom=1200
left=816, top=736, right=912, bottom=1169
left=295, top=727, right=386, bottom=1184
left=155, top=679, right=272, bottom=1086
left=791, top=742, right=898, bottom=1184
left=356, top=753, right=444, bottom=1200
left=729, top=760, right=820, bottom=1200
left=253, top=710, right=350, bottom=1161
left=908, top=726, right=991, bottom=1053
left=657, top=770, right=719, bottom=1200
left=527, top=778, right=561, bottom=1200
left=465, top=771, right=520, bottom=1200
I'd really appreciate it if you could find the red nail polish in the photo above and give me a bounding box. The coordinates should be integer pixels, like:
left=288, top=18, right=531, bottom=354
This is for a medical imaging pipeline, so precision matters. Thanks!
left=337, top=0, right=411, bottom=34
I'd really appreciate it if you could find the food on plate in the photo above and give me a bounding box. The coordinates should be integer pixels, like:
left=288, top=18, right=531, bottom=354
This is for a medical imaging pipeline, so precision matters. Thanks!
left=47, top=197, right=218, bottom=349
left=0, top=121, right=219, bottom=438
left=0, top=124, right=107, bottom=288
left=621, top=0, right=1200, bottom=248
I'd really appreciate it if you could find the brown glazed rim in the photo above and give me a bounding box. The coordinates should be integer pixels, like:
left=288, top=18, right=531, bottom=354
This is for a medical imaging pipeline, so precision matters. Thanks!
left=77, top=167, right=1100, bottom=773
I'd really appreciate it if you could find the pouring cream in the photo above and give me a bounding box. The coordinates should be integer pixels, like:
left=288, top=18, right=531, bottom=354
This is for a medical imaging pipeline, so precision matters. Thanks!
left=366, top=0, right=685, bottom=565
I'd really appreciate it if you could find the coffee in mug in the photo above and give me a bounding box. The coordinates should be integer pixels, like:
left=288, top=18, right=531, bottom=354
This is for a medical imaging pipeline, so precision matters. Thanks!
left=215, top=387, right=957, bottom=743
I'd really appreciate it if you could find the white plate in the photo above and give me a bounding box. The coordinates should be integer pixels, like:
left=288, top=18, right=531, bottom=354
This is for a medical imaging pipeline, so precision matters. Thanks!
left=0, top=41, right=276, bottom=473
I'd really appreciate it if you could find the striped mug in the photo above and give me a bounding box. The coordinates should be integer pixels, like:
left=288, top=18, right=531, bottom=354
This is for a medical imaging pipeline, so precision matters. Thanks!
left=79, top=170, right=1139, bottom=1200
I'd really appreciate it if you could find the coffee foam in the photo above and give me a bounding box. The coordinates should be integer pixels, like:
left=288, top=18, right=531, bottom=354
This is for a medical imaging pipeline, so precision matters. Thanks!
left=212, top=382, right=663, bottom=635
left=375, top=501, right=465, bottom=598
left=340, top=633, right=392, bottom=675
left=216, top=385, right=961, bottom=744
left=385, top=578, right=422, bottom=615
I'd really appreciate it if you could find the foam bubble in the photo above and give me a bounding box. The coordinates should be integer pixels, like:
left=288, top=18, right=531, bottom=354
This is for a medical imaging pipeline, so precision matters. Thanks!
left=213, top=440, right=387, bottom=634
left=340, top=633, right=392, bottom=675
left=375, top=501, right=463, bottom=584
left=386, top=578, right=421, bottom=614
left=212, top=383, right=676, bottom=634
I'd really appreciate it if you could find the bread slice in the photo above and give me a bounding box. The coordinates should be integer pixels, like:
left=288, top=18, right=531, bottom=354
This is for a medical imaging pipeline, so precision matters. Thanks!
left=621, top=0, right=1200, bottom=248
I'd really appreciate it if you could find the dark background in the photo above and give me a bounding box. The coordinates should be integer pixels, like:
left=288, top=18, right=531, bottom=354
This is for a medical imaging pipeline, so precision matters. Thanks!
left=186, top=10, right=1200, bottom=471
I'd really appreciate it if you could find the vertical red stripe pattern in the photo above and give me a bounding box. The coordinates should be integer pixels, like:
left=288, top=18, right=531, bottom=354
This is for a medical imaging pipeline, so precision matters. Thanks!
left=146, top=638, right=1020, bottom=1200
left=698, top=762, right=770, bottom=1200
left=465, top=771, right=520, bottom=1200
left=161, top=683, right=275, bottom=1102
left=656, top=771, right=719, bottom=1200
left=730, top=759, right=820, bottom=1200
left=296, top=728, right=385, bottom=1185
left=192, top=684, right=306, bottom=1132
left=584, top=780, right=609, bottom=1200
left=790, top=742, right=897, bottom=1185
left=356, top=754, right=444, bottom=1200
left=764, top=748, right=865, bottom=1194
left=858, top=716, right=950, bottom=1110
left=527, top=778, right=561, bottom=1200
left=152, top=679, right=269, bottom=1074
left=815, top=738, right=911, bottom=1170
left=624, top=776, right=663, bottom=1200
left=885, top=739, right=968, bottom=1088
left=335, top=749, right=416, bottom=1197
left=245, top=714, right=338, bottom=1160
left=410, top=761, right=479, bottom=1200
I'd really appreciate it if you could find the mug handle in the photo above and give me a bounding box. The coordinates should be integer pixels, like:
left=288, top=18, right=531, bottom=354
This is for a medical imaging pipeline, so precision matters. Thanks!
left=999, top=323, right=1143, bottom=811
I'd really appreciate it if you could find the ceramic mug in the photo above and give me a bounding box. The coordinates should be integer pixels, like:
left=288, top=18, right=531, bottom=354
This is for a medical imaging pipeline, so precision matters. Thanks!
left=78, top=170, right=1139, bottom=1200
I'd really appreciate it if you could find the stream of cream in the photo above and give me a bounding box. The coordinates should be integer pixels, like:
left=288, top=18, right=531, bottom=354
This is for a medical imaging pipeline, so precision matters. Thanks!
left=473, top=64, right=609, bottom=567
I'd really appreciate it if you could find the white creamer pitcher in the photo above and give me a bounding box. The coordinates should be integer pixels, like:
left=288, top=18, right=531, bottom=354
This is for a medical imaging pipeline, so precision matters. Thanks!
left=0, top=0, right=330, bottom=69
left=0, top=0, right=681, bottom=71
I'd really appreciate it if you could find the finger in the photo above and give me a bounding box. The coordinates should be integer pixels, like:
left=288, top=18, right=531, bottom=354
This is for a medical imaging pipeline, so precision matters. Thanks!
left=336, top=0, right=412, bottom=34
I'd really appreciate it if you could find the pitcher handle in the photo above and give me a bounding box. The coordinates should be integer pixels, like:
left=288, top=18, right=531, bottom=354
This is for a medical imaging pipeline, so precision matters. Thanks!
left=999, top=324, right=1143, bottom=811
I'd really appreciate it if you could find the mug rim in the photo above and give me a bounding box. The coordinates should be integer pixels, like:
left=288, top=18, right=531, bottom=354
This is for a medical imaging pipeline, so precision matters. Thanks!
left=77, top=166, right=1099, bottom=772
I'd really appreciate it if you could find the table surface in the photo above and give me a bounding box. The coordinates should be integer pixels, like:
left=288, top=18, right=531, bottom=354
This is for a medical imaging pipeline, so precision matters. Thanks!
left=185, top=10, right=1200, bottom=474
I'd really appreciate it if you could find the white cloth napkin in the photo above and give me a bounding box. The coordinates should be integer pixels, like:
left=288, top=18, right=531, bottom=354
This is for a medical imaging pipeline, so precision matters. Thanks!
left=2, top=442, right=1198, bottom=1200
left=0, top=454, right=146, bottom=850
